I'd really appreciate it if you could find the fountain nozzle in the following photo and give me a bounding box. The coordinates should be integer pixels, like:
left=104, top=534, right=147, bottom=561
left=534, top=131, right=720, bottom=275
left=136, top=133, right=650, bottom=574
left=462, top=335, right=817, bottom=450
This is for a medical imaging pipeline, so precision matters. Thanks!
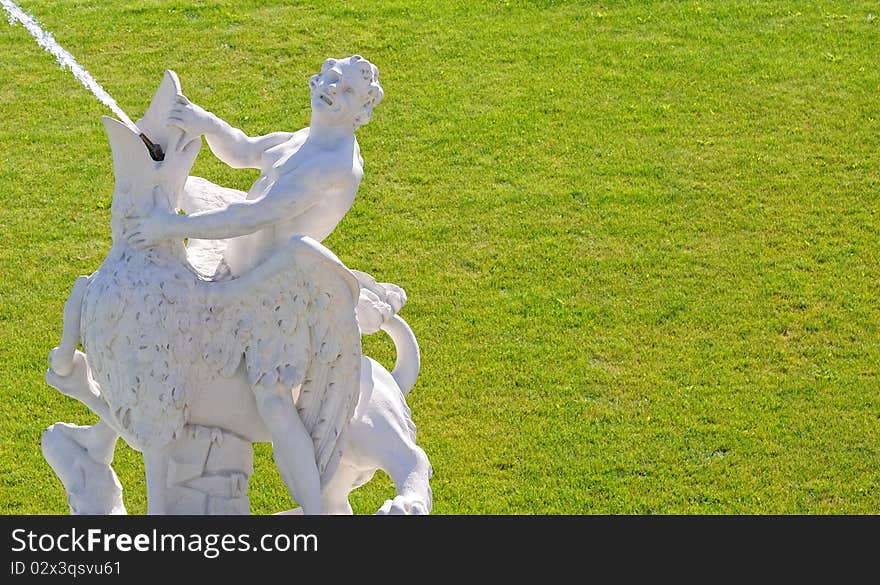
left=139, top=133, right=165, bottom=161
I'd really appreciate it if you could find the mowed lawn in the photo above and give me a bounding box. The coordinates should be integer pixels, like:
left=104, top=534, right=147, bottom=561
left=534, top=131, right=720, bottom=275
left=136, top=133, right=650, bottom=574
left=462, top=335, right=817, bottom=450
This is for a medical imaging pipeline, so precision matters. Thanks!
left=0, top=1, right=877, bottom=514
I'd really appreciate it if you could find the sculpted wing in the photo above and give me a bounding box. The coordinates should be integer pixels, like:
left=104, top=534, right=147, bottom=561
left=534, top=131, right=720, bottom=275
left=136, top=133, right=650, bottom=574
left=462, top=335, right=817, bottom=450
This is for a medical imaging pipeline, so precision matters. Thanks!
left=212, top=236, right=362, bottom=483
left=80, top=245, right=199, bottom=451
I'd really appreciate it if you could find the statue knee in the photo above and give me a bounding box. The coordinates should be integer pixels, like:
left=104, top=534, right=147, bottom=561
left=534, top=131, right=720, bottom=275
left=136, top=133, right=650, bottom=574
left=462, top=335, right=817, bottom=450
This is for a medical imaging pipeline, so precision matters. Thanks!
left=253, top=389, right=294, bottom=430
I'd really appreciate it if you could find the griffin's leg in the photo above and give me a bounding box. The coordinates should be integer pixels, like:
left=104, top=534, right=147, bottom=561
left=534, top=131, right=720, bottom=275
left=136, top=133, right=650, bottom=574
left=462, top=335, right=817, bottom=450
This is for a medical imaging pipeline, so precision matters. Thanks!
left=45, top=350, right=121, bottom=464
left=318, top=460, right=362, bottom=515
left=43, top=347, right=125, bottom=515
left=275, top=461, right=360, bottom=515
left=49, top=275, right=90, bottom=376
left=253, top=384, right=322, bottom=514
left=358, top=416, right=432, bottom=515
left=374, top=443, right=433, bottom=515
left=144, top=446, right=171, bottom=515
left=52, top=421, right=118, bottom=466
left=42, top=422, right=126, bottom=515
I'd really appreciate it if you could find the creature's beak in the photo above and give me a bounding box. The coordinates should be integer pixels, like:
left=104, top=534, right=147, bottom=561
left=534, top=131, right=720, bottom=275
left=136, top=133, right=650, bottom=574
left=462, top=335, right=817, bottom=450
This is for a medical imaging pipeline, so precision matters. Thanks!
left=139, top=133, right=165, bottom=161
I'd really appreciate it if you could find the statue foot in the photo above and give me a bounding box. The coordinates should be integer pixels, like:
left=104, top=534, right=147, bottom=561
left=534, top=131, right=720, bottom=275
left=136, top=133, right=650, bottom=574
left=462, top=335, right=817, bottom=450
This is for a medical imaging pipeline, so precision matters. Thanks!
left=48, top=347, right=74, bottom=377
left=45, top=350, right=94, bottom=402
left=274, top=507, right=304, bottom=515
left=42, top=423, right=126, bottom=515
left=376, top=493, right=430, bottom=515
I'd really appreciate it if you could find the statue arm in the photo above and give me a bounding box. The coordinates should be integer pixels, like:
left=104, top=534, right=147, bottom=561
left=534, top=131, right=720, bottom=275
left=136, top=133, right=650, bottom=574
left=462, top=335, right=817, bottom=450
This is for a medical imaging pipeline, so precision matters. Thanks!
left=124, top=158, right=354, bottom=249
left=203, top=123, right=293, bottom=170
left=163, top=171, right=321, bottom=240
left=169, top=94, right=292, bottom=169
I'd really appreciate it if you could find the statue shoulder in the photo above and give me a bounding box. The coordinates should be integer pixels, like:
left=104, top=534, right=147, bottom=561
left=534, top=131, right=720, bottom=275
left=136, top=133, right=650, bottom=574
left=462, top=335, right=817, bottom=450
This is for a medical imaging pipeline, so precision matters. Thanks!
left=261, top=128, right=309, bottom=169
left=305, top=144, right=364, bottom=186
left=268, top=136, right=363, bottom=194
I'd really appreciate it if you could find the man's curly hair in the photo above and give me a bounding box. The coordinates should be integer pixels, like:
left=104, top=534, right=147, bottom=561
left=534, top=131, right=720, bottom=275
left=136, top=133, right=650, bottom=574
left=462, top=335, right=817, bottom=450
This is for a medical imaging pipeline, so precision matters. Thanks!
left=309, top=55, right=384, bottom=131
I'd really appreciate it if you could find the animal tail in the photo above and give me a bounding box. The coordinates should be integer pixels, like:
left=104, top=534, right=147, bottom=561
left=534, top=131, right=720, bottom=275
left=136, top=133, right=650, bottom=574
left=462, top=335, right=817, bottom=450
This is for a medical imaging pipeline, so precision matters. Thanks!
left=380, top=315, right=420, bottom=395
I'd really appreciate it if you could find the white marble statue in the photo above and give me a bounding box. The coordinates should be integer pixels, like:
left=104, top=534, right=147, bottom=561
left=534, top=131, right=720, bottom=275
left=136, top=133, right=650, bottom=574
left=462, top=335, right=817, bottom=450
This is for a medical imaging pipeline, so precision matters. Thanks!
left=43, top=56, right=433, bottom=515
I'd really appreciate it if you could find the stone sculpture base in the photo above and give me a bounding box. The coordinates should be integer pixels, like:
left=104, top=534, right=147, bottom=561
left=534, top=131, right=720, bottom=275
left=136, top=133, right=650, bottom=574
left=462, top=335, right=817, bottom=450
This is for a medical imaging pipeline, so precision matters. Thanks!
left=164, top=425, right=254, bottom=515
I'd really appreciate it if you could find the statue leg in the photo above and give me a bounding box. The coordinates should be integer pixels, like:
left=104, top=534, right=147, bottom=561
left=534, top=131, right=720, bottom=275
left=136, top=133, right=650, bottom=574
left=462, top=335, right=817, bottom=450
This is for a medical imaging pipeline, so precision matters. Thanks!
left=144, top=445, right=171, bottom=514
left=318, top=460, right=360, bottom=515
left=42, top=422, right=125, bottom=514
left=44, top=351, right=122, bottom=464
left=50, top=421, right=118, bottom=465
left=253, top=384, right=322, bottom=514
left=346, top=361, right=432, bottom=515
left=374, top=443, right=432, bottom=515
left=43, top=343, right=126, bottom=515
left=349, top=398, right=432, bottom=515
left=48, top=275, right=90, bottom=376
left=274, top=461, right=359, bottom=515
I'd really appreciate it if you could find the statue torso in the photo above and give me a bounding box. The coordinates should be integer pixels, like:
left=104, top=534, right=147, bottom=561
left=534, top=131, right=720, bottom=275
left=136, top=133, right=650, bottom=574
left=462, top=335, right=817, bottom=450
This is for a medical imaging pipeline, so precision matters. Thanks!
left=225, top=129, right=362, bottom=276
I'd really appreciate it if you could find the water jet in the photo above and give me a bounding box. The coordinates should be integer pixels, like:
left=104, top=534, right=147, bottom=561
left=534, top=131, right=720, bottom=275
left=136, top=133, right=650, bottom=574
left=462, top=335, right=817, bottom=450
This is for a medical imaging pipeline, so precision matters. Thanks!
left=2, top=0, right=164, bottom=161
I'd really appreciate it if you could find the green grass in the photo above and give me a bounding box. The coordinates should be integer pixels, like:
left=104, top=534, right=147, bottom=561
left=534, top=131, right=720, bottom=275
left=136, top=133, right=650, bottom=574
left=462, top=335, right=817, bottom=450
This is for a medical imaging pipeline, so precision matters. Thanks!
left=1, top=0, right=878, bottom=514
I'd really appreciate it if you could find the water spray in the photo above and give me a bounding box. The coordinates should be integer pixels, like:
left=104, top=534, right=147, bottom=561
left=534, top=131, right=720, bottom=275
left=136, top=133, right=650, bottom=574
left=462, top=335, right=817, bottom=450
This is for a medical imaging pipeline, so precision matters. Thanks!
left=2, top=0, right=164, bottom=161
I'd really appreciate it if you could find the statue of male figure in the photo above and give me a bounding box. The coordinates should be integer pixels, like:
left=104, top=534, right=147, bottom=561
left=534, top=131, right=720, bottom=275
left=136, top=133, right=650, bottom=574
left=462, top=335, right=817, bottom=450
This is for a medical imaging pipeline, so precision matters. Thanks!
left=127, top=54, right=384, bottom=273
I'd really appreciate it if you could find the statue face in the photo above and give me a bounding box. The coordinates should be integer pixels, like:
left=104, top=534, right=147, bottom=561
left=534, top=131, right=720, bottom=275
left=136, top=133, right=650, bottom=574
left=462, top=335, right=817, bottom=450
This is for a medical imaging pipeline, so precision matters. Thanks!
left=308, top=57, right=378, bottom=130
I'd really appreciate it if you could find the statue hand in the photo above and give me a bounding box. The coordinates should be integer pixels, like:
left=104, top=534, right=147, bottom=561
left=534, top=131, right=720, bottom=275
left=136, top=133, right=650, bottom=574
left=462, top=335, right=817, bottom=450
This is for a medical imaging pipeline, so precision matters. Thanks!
left=122, top=206, right=181, bottom=249
left=167, top=93, right=216, bottom=136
